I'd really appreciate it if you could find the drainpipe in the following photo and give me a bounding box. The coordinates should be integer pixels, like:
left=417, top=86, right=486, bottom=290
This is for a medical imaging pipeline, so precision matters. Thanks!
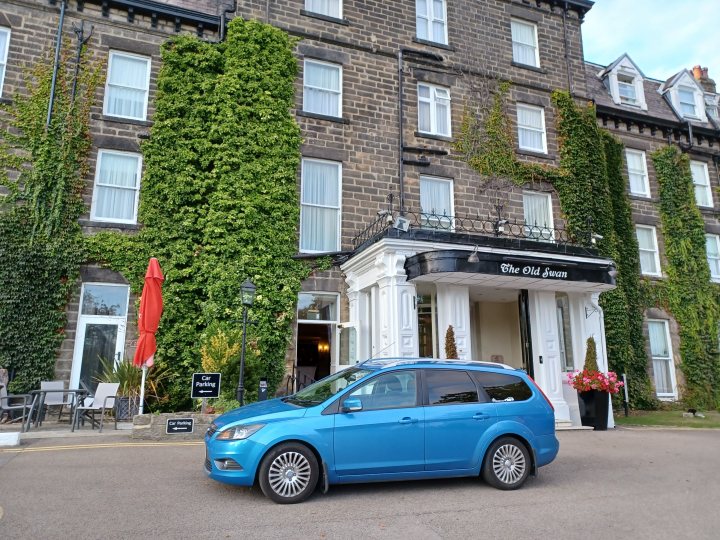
left=398, top=50, right=405, bottom=215
left=561, top=2, right=574, bottom=96
left=47, top=0, right=67, bottom=128
left=219, top=0, right=238, bottom=42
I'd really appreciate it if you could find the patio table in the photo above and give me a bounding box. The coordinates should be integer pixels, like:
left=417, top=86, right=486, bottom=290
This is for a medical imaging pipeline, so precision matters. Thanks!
left=24, top=388, right=89, bottom=432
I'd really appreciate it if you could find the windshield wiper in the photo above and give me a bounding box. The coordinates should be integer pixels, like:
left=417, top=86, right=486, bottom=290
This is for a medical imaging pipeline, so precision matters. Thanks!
left=283, top=397, right=322, bottom=407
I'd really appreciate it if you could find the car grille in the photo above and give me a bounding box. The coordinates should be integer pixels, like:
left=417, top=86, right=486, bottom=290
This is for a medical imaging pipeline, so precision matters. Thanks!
left=204, top=450, right=212, bottom=472
left=206, top=423, right=218, bottom=438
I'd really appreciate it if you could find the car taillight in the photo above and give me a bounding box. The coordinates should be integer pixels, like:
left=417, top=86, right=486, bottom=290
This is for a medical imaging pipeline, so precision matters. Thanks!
left=528, top=375, right=554, bottom=411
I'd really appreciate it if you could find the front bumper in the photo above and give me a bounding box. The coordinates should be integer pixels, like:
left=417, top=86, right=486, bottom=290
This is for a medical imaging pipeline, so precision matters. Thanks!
left=204, top=433, right=266, bottom=486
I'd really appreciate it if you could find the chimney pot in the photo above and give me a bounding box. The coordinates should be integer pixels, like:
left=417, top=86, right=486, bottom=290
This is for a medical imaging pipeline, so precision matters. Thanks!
left=693, top=65, right=703, bottom=80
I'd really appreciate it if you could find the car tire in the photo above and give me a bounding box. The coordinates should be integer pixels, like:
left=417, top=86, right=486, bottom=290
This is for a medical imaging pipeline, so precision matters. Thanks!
left=258, top=442, right=319, bottom=504
left=482, top=437, right=531, bottom=490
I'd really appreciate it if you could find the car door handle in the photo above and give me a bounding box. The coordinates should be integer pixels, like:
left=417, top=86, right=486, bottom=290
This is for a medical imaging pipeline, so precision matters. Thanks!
left=399, top=417, right=418, bottom=424
left=473, top=413, right=490, bottom=420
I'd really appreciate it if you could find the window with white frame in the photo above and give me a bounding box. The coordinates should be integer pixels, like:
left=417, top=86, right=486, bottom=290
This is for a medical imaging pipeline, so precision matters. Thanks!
left=103, top=51, right=150, bottom=121
left=647, top=320, right=676, bottom=399
left=420, top=175, right=453, bottom=229
left=706, top=234, right=720, bottom=281
left=523, top=191, right=553, bottom=241
left=416, top=0, right=448, bottom=45
left=636, top=225, right=661, bottom=276
left=625, top=149, right=650, bottom=197
left=678, top=85, right=698, bottom=117
left=511, top=19, right=539, bottom=68
left=690, top=160, right=713, bottom=208
left=617, top=73, right=637, bottom=105
left=305, top=0, right=342, bottom=18
left=417, top=83, right=451, bottom=137
left=0, top=27, right=9, bottom=97
left=300, top=158, right=341, bottom=253
left=516, top=103, right=546, bottom=153
left=90, top=150, right=142, bottom=223
left=303, top=59, right=342, bottom=118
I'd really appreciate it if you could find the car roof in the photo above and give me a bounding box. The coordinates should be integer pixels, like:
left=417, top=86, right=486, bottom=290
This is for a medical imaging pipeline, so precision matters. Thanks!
left=358, top=357, right=520, bottom=372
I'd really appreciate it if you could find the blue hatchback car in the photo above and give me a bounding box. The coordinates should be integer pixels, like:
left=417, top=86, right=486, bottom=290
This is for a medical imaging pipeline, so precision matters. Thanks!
left=204, top=358, right=558, bottom=503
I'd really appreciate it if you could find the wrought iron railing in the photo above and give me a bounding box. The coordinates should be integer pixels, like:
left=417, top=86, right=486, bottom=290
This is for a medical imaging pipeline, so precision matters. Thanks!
left=352, top=200, right=591, bottom=251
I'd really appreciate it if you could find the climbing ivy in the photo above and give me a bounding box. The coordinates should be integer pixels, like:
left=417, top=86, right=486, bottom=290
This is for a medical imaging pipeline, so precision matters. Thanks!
left=0, top=44, right=100, bottom=392
left=646, top=147, right=720, bottom=409
left=455, top=84, right=654, bottom=407
left=86, top=19, right=315, bottom=410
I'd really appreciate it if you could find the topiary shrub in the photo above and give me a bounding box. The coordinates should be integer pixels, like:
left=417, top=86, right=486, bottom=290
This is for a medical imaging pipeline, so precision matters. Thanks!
left=445, top=325, right=458, bottom=359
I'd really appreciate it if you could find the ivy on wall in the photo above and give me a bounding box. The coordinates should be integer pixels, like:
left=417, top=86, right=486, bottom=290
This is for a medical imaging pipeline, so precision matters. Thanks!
left=455, top=84, right=654, bottom=408
left=86, top=19, right=314, bottom=410
left=645, top=146, right=720, bottom=409
left=0, top=45, right=99, bottom=392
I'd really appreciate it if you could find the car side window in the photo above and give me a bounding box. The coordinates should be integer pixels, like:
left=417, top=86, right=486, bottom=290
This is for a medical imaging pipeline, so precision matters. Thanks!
left=472, top=372, right=532, bottom=402
left=425, top=370, right=480, bottom=405
left=348, top=371, right=417, bottom=411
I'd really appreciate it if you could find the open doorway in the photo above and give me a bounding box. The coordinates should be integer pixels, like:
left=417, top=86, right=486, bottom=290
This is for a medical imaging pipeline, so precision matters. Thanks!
left=295, top=292, right=338, bottom=389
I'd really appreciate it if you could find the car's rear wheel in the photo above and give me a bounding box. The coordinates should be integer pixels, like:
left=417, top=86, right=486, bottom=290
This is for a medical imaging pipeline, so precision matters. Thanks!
left=258, top=442, right=319, bottom=504
left=482, top=437, right=530, bottom=490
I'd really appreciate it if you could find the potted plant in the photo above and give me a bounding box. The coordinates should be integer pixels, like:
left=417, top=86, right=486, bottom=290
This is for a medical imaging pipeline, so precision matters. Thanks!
left=96, top=358, right=168, bottom=420
left=567, top=337, right=623, bottom=430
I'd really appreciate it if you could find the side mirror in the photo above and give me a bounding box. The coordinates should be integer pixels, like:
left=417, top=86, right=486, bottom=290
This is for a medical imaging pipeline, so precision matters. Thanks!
left=341, top=397, right=363, bottom=413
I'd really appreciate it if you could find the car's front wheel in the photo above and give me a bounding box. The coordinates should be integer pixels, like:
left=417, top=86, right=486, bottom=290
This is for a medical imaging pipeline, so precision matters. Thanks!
left=482, top=437, right=531, bottom=490
left=258, top=442, right=319, bottom=504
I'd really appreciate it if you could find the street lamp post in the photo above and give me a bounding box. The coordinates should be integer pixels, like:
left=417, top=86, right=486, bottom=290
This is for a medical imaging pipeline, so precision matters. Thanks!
left=237, top=279, right=256, bottom=405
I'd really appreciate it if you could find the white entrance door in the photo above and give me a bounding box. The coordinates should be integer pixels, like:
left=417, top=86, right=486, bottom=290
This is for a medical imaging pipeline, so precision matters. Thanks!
left=70, top=283, right=130, bottom=390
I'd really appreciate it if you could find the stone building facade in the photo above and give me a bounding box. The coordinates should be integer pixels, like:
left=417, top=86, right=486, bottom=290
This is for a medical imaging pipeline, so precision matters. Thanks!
left=586, top=55, right=720, bottom=401
left=1, top=0, right=636, bottom=426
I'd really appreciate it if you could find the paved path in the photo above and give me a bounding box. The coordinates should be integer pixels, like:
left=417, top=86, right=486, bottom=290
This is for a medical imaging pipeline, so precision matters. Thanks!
left=0, top=428, right=718, bottom=539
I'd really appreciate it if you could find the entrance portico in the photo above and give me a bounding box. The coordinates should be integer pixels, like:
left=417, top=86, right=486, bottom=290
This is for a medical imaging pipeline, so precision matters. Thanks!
left=341, top=235, right=616, bottom=427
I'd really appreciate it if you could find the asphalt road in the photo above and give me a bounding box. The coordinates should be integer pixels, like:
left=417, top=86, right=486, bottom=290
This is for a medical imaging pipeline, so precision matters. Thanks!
left=1, top=428, right=718, bottom=539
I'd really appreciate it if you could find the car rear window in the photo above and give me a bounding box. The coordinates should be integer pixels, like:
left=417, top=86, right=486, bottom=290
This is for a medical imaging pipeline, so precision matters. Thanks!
left=472, top=372, right=532, bottom=402
left=426, top=370, right=479, bottom=405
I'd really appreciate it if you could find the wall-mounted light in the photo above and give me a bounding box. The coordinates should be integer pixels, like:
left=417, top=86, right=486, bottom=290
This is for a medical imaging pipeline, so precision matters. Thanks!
left=468, top=245, right=480, bottom=264
left=591, top=233, right=603, bottom=245
left=317, top=342, right=329, bottom=353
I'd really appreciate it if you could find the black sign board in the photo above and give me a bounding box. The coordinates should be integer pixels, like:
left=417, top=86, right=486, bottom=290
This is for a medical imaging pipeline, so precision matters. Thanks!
left=166, top=418, right=194, bottom=434
left=191, top=372, right=221, bottom=399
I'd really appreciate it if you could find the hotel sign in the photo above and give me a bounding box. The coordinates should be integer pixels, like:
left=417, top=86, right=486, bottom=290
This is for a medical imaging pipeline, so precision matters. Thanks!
left=499, top=262, right=569, bottom=280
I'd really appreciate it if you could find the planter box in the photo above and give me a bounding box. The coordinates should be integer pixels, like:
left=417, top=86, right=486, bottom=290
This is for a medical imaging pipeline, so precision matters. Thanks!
left=131, top=412, right=219, bottom=441
left=115, top=396, right=139, bottom=421
left=578, top=390, right=610, bottom=431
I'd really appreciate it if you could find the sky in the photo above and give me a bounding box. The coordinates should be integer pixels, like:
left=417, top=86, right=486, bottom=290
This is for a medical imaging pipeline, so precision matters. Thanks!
left=582, top=0, right=720, bottom=83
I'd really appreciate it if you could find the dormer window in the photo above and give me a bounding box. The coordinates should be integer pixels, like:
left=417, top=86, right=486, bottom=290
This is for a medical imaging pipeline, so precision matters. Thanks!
left=705, top=95, right=718, bottom=120
left=678, top=86, right=697, bottom=117
left=617, top=73, right=637, bottom=105
left=601, top=56, right=647, bottom=111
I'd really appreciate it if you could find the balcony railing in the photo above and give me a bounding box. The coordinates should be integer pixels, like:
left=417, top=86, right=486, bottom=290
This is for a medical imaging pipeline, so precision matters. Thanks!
left=352, top=203, right=591, bottom=251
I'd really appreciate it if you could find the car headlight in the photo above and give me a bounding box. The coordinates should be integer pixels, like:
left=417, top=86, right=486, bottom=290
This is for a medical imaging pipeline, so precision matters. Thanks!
left=215, top=424, right=265, bottom=440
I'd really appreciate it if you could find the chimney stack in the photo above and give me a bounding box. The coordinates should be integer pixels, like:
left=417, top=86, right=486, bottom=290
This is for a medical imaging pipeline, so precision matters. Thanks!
left=692, top=65, right=716, bottom=94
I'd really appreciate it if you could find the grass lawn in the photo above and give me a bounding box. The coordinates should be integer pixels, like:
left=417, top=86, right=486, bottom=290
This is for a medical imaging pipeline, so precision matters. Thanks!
left=614, top=409, right=720, bottom=428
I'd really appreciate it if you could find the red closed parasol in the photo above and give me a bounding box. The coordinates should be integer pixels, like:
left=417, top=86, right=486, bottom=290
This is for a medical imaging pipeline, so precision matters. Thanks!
left=133, top=258, right=164, bottom=413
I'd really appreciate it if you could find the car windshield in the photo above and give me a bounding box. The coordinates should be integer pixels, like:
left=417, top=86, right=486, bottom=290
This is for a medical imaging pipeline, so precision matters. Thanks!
left=284, top=366, right=373, bottom=407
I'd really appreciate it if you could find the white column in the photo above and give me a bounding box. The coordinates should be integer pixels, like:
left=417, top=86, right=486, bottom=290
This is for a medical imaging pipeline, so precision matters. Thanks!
left=528, top=290, right=571, bottom=422
left=435, top=283, right=472, bottom=360
left=374, top=251, right=418, bottom=358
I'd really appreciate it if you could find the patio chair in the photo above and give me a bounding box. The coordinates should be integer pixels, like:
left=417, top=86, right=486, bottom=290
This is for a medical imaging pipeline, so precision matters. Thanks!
left=0, top=382, right=33, bottom=427
left=39, top=381, right=74, bottom=425
left=72, top=382, right=119, bottom=433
